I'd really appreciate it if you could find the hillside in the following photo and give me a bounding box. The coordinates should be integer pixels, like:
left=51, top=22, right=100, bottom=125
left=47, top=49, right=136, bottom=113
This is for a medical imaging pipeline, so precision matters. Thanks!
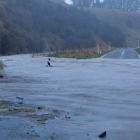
left=0, top=0, right=126, bottom=55
left=89, top=8, right=140, bottom=48
left=0, top=0, right=138, bottom=55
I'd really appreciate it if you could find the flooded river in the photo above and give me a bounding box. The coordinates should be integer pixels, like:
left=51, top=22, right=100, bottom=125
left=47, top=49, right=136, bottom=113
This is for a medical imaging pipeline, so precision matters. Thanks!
left=0, top=55, right=140, bottom=140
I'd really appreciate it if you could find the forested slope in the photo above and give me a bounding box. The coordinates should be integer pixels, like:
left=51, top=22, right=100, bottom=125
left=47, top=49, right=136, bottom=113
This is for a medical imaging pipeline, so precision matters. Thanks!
left=0, top=0, right=126, bottom=55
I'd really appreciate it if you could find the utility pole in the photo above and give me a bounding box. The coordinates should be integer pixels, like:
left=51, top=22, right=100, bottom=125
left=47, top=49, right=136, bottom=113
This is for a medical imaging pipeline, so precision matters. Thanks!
left=96, top=40, right=102, bottom=55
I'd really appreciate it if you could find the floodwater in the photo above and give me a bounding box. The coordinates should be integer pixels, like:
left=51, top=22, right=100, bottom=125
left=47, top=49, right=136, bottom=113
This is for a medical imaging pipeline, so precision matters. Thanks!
left=0, top=55, right=140, bottom=140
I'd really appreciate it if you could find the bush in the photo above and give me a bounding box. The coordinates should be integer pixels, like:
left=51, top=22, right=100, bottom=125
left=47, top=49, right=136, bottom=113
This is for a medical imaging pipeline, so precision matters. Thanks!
left=136, top=48, right=140, bottom=54
left=0, top=61, right=4, bottom=70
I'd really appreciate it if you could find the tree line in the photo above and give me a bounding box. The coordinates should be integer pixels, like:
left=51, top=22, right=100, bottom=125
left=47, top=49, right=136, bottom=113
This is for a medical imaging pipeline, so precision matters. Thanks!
left=0, top=0, right=125, bottom=55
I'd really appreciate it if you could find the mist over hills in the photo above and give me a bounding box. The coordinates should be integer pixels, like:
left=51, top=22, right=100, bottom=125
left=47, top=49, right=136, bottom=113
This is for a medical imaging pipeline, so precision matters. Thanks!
left=0, top=0, right=139, bottom=55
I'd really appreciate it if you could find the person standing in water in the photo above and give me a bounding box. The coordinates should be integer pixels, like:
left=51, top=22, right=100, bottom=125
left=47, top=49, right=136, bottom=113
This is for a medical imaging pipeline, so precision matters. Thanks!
left=47, top=58, right=52, bottom=67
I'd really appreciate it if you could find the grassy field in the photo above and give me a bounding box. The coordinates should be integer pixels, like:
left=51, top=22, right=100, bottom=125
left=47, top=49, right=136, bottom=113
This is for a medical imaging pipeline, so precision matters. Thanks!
left=48, top=48, right=112, bottom=59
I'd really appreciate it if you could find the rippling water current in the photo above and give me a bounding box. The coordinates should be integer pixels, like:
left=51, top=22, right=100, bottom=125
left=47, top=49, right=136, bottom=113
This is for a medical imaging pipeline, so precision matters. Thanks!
left=0, top=55, right=140, bottom=140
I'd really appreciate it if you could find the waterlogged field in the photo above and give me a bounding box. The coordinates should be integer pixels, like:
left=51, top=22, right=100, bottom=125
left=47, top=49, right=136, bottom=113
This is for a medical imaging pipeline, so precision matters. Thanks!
left=0, top=55, right=140, bottom=140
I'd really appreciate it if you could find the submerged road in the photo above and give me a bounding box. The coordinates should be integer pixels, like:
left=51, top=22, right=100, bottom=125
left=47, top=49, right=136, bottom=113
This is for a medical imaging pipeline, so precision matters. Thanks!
left=103, top=48, right=139, bottom=59
left=1, top=55, right=140, bottom=140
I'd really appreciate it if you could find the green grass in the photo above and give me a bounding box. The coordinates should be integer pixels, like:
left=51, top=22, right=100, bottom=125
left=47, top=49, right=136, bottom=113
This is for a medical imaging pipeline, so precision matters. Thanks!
left=136, top=48, right=140, bottom=54
left=48, top=48, right=111, bottom=59
left=49, top=52, right=101, bottom=59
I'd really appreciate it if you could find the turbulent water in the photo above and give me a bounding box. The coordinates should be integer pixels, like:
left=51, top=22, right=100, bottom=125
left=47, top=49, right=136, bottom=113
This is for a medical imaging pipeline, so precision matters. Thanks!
left=0, top=55, right=140, bottom=140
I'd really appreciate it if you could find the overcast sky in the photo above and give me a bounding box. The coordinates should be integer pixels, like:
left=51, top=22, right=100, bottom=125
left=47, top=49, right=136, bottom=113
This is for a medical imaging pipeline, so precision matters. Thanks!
left=64, top=0, right=73, bottom=5
left=64, top=0, right=104, bottom=5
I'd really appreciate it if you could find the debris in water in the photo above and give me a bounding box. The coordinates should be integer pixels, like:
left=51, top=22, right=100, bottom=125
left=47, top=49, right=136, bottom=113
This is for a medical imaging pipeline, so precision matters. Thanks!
left=8, top=106, right=37, bottom=114
left=0, top=100, right=11, bottom=109
left=26, top=131, right=40, bottom=138
left=48, top=133, right=57, bottom=140
left=0, top=75, right=4, bottom=79
left=65, top=114, right=71, bottom=119
left=16, top=97, right=24, bottom=104
left=98, top=131, right=107, bottom=138
left=0, top=100, right=69, bottom=125
left=31, top=112, right=58, bottom=124
left=37, top=106, right=43, bottom=110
